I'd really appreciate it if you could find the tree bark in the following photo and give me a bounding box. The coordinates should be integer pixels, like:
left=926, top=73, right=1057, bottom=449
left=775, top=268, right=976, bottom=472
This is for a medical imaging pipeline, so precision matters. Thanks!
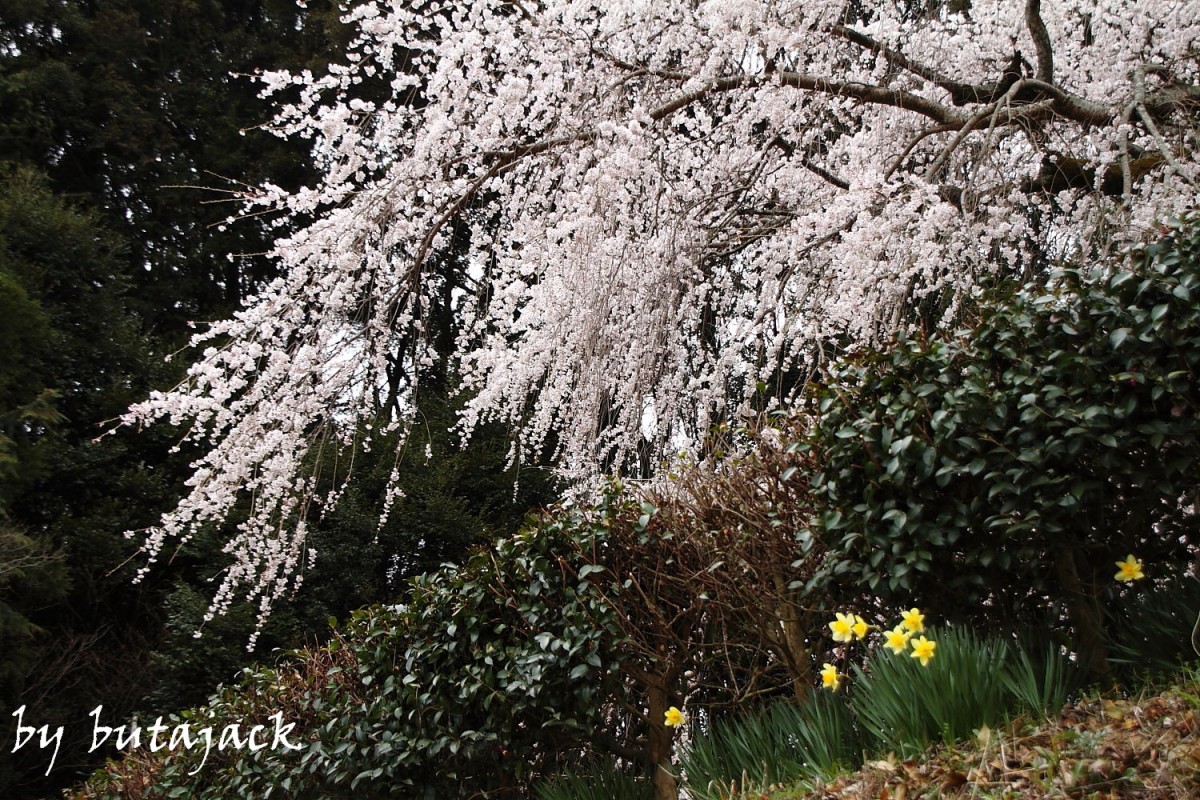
left=645, top=673, right=679, bottom=800
left=1055, top=547, right=1110, bottom=677
left=773, top=572, right=812, bottom=702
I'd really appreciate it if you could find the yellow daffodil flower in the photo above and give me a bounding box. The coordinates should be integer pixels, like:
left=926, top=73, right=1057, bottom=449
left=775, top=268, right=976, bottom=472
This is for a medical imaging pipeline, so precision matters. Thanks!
left=910, top=635, right=936, bottom=666
left=820, top=663, right=840, bottom=691
left=1114, top=555, right=1145, bottom=582
left=900, top=607, right=925, bottom=633
left=883, top=625, right=911, bottom=655
left=829, top=612, right=856, bottom=642
left=852, top=615, right=871, bottom=640
left=664, top=706, right=686, bottom=727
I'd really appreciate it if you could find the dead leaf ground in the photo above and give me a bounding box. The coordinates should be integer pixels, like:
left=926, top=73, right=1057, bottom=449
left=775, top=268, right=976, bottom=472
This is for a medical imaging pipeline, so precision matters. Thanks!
left=764, top=673, right=1200, bottom=800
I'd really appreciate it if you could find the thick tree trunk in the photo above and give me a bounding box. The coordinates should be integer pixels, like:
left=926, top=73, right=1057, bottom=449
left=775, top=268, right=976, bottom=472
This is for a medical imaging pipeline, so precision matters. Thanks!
left=645, top=674, right=679, bottom=800
left=773, top=573, right=811, bottom=702
left=1056, top=547, right=1110, bottom=677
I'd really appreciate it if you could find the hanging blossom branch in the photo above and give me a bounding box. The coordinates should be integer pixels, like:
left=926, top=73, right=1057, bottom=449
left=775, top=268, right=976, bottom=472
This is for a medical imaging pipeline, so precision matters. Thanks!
left=122, top=0, right=1200, bottom=633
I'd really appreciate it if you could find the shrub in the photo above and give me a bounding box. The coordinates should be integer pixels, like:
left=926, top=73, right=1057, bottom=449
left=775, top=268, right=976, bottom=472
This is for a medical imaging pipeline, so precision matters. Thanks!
left=611, top=412, right=823, bottom=708
left=807, top=213, right=1200, bottom=673
left=74, top=509, right=630, bottom=799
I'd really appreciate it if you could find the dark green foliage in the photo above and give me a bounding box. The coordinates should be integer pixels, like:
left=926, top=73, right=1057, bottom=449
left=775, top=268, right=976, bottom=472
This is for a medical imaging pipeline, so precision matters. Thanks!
left=807, top=213, right=1200, bottom=668
left=0, top=276, right=52, bottom=462
left=0, top=523, right=69, bottom=698
left=0, top=523, right=69, bottom=793
left=75, top=508, right=629, bottom=800
left=0, top=163, right=182, bottom=799
left=0, top=166, right=146, bottom=484
left=0, top=0, right=350, bottom=331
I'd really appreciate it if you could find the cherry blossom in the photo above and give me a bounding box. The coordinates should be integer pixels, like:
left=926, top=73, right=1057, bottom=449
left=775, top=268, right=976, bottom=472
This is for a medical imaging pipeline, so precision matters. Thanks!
left=123, top=0, right=1200, bottom=631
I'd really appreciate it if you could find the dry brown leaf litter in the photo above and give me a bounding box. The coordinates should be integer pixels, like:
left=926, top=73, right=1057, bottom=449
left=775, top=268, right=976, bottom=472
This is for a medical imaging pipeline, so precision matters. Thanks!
left=764, top=679, right=1200, bottom=800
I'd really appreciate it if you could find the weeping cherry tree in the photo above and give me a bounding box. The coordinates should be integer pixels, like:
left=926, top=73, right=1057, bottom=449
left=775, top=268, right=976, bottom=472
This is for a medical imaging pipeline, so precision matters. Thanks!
left=122, top=0, right=1200, bottom=630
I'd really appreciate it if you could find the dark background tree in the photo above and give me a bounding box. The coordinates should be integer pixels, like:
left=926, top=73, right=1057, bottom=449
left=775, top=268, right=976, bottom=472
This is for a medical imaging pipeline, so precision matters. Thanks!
left=0, top=3, right=556, bottom=796
left=0, top=0, right=351, bottom=328
left=0, top=163, right=170, bottom=796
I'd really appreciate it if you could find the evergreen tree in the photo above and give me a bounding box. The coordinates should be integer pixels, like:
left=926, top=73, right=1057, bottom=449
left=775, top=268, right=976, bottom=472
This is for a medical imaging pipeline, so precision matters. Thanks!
left=0, top=4, right=352, bottom=792
left=0, top=6, right=557, bottom=795
left=0, top=0, right=349, bottom=332
left=0, top=165, right=169, bottom=798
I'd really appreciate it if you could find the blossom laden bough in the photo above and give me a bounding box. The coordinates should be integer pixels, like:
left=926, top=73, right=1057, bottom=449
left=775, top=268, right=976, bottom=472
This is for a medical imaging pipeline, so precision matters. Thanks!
left=123, top=0, right=1200, bottom=628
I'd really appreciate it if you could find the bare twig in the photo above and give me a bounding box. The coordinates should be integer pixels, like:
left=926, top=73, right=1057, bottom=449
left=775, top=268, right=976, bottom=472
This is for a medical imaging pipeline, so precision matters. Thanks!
left=1133, top=66, right=1200, bottom=191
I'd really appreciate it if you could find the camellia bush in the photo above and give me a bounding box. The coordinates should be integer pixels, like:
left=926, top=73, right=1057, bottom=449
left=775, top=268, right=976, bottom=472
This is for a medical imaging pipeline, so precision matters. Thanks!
left=75, top=509, right=627, bottom=800
left=806, top=213, right=1200, bottom=673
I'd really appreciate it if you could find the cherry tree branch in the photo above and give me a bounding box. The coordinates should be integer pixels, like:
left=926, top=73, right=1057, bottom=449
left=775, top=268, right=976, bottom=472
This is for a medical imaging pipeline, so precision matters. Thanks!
left=830, top=22, right=996, bottom=106
left=799, top=157, right=851, bottom=191
left=1026, top=0, right=1055, bottom=84
left=1133, top=66, right=1200, bottom=190
left=831, top=16, right=1132, bottom=127
left=774, top=70, right=962, bottom=124
left=648, top=71, right=963, bottom=125
left=767, top=136, right=850, bottom=190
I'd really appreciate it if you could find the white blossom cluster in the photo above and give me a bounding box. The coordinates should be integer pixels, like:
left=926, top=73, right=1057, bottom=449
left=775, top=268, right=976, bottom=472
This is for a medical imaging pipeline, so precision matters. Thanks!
left=124, top=0, right=1200, bottom=631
